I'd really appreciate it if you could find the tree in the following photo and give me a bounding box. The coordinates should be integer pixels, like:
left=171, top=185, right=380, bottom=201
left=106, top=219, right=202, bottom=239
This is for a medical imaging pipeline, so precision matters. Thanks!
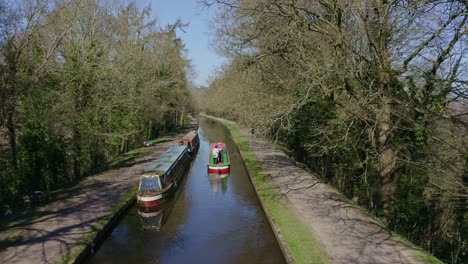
left=202, top=0, right=467, bottom=262
left=0, top=0, right=192, bottom=213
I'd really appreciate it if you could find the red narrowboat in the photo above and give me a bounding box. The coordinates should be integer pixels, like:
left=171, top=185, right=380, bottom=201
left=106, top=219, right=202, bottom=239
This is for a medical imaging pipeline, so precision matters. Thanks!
left=207, top=142, right=230, bottom=174
left=179, top=130, right=200, bottom=154
left=137, top=145, right=190, bottom=208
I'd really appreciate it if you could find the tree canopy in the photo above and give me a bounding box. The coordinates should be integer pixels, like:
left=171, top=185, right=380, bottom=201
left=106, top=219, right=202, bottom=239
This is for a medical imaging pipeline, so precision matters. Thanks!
left=0, top=0, right=192, bottom=213
left=200, top=0, right=467, bottom=263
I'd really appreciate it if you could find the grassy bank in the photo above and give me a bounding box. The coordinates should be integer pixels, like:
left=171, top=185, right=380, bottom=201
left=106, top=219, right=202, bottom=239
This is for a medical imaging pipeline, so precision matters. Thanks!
left=221, top=121, right=330, bottom=264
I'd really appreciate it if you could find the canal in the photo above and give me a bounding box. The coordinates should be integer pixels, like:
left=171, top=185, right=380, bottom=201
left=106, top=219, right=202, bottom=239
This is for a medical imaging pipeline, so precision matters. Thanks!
left=88, top=116, right=285, bottom=264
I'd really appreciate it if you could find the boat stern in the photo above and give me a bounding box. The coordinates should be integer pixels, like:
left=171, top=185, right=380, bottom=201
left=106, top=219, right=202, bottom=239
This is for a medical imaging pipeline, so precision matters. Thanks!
left=208, top=164, right=230, bottom=174
left=137, top=192, right=165, bottom=207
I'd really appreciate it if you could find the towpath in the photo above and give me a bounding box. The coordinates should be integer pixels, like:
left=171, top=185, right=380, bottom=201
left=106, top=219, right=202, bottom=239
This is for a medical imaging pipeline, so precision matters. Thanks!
left=207, top=115, right=430, bottom=264
left=0, top=128, right=193, bottom=264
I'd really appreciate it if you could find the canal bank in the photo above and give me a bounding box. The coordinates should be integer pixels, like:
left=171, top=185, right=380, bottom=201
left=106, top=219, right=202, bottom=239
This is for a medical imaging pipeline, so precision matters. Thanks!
left=0, top=125, right=196, bottom=264
left=201, top=114, right=442, bottom=264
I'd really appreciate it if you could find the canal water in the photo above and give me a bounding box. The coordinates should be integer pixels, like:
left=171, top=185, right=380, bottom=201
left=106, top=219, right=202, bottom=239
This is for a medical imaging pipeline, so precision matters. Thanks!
left=88, top=116, right=285, bottom=264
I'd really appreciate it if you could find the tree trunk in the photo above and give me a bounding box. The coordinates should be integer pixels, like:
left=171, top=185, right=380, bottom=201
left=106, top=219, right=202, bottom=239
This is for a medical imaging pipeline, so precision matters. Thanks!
left=6, top=111, right=17, bottom=169
left=147, top=121, right=152, bottom=139
left=180, top=111, right=185, bottom=127
left=454, top=172, right=468, bottom=263
left=4, top=64, right=18, bottom=169
left=120, top=137, right=126, bottom=153
left=72, top=129, right=81, bottom=180
left=33, top=152, right=41, bottom=190
left=378, top=96, right=398, bottom=220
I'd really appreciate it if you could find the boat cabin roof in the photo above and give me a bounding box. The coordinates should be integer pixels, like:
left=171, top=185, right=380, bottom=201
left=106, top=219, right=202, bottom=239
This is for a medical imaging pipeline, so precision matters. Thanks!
left=143, top=145, right=187, bottom=174
left=182, top=130, right=198, bottom=141
left=210, top=142, right=226, bottom=149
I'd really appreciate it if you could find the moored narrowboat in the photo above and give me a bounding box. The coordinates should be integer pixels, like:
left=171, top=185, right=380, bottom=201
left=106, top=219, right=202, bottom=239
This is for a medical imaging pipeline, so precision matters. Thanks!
left=207, top=142, right=230, bottom=174
left=179, top=130, right=200, bottom=154
left=137, top=145, right=190, bottom=208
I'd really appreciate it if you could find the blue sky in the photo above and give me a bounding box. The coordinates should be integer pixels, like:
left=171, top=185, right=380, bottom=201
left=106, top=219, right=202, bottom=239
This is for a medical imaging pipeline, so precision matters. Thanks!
left=143, top=0, right=226, bottom=87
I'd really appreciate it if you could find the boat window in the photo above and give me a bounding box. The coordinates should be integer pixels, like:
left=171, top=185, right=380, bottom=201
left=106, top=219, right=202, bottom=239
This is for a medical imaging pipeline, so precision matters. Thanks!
left=160, top=175, right=170, bottom=189
left=166, top=171, right=173, bottom=182
left=140, top=177, right=161, bottom=191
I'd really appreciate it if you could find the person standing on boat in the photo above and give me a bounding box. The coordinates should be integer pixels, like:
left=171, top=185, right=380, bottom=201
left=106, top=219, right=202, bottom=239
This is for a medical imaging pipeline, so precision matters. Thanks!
left=212, top=145, right=220, bottom=164
left=217, top=147, right=223, bottom=164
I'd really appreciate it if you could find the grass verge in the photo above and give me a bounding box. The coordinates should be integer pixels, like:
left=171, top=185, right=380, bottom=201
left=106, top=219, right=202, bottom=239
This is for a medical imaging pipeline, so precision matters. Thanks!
left=417, top=253, right=444, bottom=264
left=391, top=232, right=444, bottom=264
left=222, top=121, right=331, bottom=264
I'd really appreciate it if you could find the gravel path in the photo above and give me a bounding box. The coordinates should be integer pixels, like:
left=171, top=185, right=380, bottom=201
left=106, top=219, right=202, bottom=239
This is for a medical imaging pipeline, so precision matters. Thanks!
left=0, top=131, right=189, bottom=264
left=208, top=115, right=428, bottom=264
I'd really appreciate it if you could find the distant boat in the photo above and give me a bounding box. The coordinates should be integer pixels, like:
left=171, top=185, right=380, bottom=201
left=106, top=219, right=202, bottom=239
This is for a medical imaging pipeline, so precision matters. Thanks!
left=137, top=145, right=190, bottom=208
left=179, top=130, right=200, bottom=154
left=207, top=142, right=230, bottom=174
left=143, top=139, right=157, bottom=147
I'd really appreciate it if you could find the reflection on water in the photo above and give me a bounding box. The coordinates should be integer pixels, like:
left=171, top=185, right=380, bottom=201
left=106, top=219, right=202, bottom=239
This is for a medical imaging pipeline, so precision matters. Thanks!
left=137, top=190, right=178, bottom=231
left=138, top=206, right=164, bottom=230
left=88, top=116, right=285, bottom=264
left=208, top=173, right=229, bottom=193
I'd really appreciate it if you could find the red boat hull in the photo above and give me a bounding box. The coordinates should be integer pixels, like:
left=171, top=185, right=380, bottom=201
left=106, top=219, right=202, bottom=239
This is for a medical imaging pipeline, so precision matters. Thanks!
left=137, top=192, right=168, bottom=208
left=208, top=165, right=230, bottom=174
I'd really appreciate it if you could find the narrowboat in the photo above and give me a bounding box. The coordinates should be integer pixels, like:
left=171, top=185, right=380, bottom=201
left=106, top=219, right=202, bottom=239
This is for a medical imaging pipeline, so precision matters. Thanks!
left=207, top=142, right=230, bottom=174
left=179, top=130, right=200, bottom=154
left=137, top=145, right=190, bottom=208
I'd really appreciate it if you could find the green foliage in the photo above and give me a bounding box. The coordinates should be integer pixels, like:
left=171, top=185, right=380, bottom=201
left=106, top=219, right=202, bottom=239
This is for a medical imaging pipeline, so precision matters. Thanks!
left=0, top=1, right=192, bottom=214
left=18, top=125, right=67, bottom=191
left=286, top=98, right=336, bottom=159
left=394, top=168, right=429, bottom=230
left=413, top=124, right=428, bottom=146
left=0, top=166, right=22, bottom=213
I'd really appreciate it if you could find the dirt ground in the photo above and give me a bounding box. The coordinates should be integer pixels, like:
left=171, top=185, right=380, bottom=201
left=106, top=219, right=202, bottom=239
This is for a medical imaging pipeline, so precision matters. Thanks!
left=235, top=123, right=429, bottom=264
left=0, top=130, right=190, bottom=264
